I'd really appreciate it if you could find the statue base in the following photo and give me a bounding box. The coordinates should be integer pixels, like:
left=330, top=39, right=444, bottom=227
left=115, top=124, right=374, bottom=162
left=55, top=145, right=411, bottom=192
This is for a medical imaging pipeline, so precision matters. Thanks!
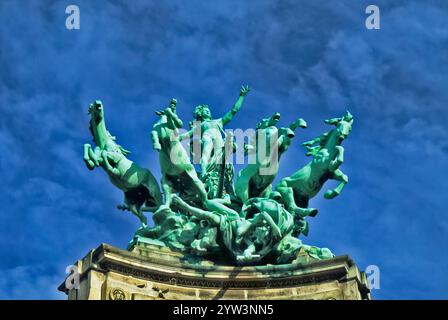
left=58, top=240, right=370, bottom=300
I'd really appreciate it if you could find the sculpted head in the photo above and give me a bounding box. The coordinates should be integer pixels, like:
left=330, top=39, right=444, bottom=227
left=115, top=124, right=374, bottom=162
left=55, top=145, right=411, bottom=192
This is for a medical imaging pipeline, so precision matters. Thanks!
left=193, top=104, right=212, bottom=121
left=256, top=112, right=281, bottom=130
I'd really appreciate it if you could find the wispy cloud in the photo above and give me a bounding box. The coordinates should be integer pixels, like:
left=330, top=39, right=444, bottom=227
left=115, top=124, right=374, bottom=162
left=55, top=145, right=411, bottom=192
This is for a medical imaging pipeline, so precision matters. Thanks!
left=0, top=0, right=446, bottom=299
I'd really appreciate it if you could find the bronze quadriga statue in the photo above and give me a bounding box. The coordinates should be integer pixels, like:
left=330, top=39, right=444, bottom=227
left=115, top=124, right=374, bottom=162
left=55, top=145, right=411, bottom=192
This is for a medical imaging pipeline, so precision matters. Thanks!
left=83, top=87, right=355, bottom=266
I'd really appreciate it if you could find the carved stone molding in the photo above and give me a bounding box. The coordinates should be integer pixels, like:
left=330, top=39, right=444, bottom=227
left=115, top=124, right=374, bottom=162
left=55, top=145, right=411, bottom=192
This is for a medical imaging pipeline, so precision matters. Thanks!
left=58, top=243, right=371, bottom=300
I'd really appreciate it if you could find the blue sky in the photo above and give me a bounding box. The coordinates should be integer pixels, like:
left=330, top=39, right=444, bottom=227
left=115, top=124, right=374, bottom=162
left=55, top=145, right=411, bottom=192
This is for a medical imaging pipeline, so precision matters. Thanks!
left=0, top=0, right=447, bottom=299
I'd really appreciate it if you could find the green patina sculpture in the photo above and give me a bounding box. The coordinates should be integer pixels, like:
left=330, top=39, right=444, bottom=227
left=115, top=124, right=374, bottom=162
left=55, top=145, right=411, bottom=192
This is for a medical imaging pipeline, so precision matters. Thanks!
left=83, top=100, right=162, bottom=226
left=275, top=112, right=353, bottom=223
left=82, top=88, right=354, bottom=266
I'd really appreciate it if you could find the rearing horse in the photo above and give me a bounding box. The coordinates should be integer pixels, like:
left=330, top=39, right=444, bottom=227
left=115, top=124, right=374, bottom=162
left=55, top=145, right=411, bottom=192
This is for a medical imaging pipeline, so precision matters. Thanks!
left=151, top=100, right=209, bottom=208
left=275, top=111, right=354, bottom=220
left=235, top=112, right=308, bottom=204
left=83, top=100, right=162, bottom=226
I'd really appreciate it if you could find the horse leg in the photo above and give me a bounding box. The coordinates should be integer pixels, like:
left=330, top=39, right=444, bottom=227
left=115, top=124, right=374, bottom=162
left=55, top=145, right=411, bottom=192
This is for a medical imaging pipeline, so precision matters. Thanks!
left=126, top=201, right=148, bottom=227
left=324, top=169, right=348, bottom=199
left=276, top=184, right=317, bottom=217
left=101, top=150, right=120, bottom=176
left=93, top=147, right=103, bottom=164
left=329, top=146, right=344, bottom=171
left=275, top=182, right=295, bottom=209
left=295, top=206, right=318, bottom=218
left=204, top=198, right=240, bottom=220
left=83, top=144, right=96, bottom=170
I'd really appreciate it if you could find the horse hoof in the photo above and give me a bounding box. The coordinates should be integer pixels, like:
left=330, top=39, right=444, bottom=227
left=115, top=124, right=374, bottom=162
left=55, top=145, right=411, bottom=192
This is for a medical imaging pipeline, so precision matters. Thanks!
left=84, top=159, right=95, bottom=170
left=324, top=190, right=339, bottom=199
left=308, top=208, right=318, bottom=217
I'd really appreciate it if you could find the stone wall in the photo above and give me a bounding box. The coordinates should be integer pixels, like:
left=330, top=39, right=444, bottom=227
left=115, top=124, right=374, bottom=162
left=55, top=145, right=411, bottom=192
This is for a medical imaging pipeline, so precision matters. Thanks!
left=58, top=241, right=370, bottom=300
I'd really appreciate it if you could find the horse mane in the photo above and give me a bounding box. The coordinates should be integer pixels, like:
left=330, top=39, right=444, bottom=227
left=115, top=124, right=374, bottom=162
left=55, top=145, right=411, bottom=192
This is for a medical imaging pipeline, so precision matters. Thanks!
left=305, top=131, right=331, bottom=157
left=256, top=118, right=271, bottom=130
left=106, top=131, right=131, bottom=155
left=89, top=121, right=94, bottom=139
left=88, top=117, right=131, bottom=156
left=89, top=120, right=98, bottom=145
left=88, top=103, right=132, bottom=156
left=306, top=112, right=353, bottom=157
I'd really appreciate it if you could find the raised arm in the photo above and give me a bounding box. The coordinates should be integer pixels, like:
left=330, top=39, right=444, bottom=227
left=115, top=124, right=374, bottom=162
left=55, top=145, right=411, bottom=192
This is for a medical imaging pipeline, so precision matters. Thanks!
left=221, top=85, right=250, bottom=126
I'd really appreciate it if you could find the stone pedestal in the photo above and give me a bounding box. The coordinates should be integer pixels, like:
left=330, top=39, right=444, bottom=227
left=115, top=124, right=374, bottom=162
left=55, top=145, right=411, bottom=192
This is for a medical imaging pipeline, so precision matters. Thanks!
left=58, top=241, right=370, bottom=300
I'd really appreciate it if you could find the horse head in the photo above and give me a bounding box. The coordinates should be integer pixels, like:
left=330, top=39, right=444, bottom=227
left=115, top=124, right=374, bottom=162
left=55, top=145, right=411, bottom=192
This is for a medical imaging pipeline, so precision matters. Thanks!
left=155, top=98, right=183, bottom=130
left=324, top=111, right=354, bottom=142
left=303, top=111, right=353, bottom=157
left=88, top=100, right=105, bottom=124
left=256, top=112, right=281, bottom=130
left=87, top=100, right=109, bottom=150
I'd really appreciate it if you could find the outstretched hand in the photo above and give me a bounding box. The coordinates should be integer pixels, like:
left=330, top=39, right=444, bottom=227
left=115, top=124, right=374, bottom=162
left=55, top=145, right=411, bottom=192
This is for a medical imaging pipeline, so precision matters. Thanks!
left=240, top=85, right=251, bottom=97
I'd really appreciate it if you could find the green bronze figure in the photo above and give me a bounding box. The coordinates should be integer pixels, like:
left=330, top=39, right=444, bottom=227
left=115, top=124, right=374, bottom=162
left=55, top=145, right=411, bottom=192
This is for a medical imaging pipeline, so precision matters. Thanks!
left=184, top=85, right=250, bottom=174
left=181, top=85, right=250, bottom=199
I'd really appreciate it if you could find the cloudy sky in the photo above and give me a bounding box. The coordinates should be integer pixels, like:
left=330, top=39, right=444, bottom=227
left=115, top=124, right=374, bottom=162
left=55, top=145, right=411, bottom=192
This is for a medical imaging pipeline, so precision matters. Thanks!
left=0, top=0, right=447, bottom=299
